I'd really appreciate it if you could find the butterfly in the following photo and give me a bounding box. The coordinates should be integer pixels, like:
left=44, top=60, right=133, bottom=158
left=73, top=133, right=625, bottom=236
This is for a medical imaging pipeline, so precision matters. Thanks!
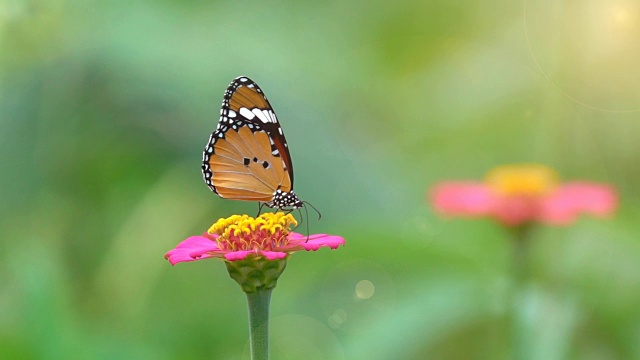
left=201, top=76, right=304, bottom=211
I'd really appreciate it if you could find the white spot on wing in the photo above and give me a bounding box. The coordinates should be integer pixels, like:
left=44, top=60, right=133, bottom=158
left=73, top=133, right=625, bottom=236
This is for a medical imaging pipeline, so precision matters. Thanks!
left=228, top=109, right=236, bottom=118
left=240, top=107, right=255, bottom=119
left=252, top=108, right=270, bottom=123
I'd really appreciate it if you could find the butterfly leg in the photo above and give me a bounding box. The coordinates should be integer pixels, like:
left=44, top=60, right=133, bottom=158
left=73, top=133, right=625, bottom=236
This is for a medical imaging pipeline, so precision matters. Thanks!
left=291, top=208, right=302, bottom=231
left=256, top=202, right=266, bottom=217
left=304, top=205, right=310, bottom=243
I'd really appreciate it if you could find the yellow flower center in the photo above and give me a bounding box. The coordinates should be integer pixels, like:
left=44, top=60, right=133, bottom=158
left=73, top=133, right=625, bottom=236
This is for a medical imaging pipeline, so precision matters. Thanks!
left=208, top=212, right=298, bottom=251
left=485, top=164, right=559, bottom=196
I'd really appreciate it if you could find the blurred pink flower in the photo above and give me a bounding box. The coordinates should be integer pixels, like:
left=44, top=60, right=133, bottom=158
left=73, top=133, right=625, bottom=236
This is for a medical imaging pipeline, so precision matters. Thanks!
left=165, top=213, right=344, bottom=265
left=430, top=164, right=617, bottom=226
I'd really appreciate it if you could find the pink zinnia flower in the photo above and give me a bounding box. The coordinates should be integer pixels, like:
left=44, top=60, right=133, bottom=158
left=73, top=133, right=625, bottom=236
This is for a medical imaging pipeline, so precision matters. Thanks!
left=430, top=164, right=617, bottom=226
left=165, top=212, right=345, bottom=265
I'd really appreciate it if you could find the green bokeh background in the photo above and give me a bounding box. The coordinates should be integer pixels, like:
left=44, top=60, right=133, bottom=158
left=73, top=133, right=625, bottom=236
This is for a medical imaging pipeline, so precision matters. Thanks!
left=2, top=0, right=640, bottom=359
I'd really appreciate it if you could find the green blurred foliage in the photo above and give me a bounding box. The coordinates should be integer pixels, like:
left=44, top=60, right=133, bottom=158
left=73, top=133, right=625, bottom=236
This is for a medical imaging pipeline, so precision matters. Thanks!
left=1, top=0, right=639, bottom=359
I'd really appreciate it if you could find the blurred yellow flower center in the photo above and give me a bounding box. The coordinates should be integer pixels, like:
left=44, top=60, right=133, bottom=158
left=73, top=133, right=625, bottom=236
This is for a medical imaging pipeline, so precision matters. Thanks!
left=485, top=164, right=558, bottom=196
left=208, top=212, right=298, bottom=251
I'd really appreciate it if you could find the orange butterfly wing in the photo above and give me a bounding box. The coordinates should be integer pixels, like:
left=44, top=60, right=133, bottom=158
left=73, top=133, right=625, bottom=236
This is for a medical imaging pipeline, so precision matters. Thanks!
left=202, top=76, right=294, bottom=203
left=226, top=80, right=294, bottom=186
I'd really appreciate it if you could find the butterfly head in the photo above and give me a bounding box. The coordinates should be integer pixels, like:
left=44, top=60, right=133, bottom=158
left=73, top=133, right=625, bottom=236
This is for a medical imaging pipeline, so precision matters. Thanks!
left=267, top=189, right=303, bottom=210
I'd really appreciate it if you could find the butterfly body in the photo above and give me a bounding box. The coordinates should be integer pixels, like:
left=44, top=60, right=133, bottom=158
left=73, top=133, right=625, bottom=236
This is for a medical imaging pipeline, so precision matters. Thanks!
left=202, top=76, right=303, bottom=210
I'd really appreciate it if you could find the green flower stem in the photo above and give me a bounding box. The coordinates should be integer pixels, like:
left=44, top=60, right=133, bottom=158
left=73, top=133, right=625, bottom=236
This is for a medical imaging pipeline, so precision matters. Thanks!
left=224, top=258, right=287, bottom=360
left=509, top=225, right=533, bottom=360
left=246, top=288, right=272, bottom=360
left=511, top=225, right=532, bottom=285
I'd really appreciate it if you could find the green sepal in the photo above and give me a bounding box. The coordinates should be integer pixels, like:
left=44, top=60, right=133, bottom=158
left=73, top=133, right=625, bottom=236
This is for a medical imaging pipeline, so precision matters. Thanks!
left=224, top=256, right=288, bottom=293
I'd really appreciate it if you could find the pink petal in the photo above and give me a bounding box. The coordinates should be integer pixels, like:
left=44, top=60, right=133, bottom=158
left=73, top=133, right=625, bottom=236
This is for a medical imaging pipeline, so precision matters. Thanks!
left=492, top=196, right=540, bottom=226
left=540, top=182, right=618, bottom=224
left=224, top=250, right=288, bottom=261
left=430, top=182, right=497, bottom=217
left=259, top=251, right=289, bottom=260
left=224, top=250, right=255, bottom=261
left=164, top=235, right=222, bottom=265
left=283, top=233, right=346, bottom=251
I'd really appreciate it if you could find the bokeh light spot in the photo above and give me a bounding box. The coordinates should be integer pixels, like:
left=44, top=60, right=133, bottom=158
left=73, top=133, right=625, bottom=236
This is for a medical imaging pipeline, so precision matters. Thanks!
left=355, top=280, right=375, bottom=300
left=611, top=5, right=638, bottom=32
left=321, top=260, right=396, bottom=334
left=525, top=0, right=640, bottom=112
left=327, top=309, right=348, bottom=329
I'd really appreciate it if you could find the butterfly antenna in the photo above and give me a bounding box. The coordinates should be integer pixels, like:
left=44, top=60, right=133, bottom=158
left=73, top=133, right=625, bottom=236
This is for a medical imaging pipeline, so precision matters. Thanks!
left=302, top=201, right=322, bottom=220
